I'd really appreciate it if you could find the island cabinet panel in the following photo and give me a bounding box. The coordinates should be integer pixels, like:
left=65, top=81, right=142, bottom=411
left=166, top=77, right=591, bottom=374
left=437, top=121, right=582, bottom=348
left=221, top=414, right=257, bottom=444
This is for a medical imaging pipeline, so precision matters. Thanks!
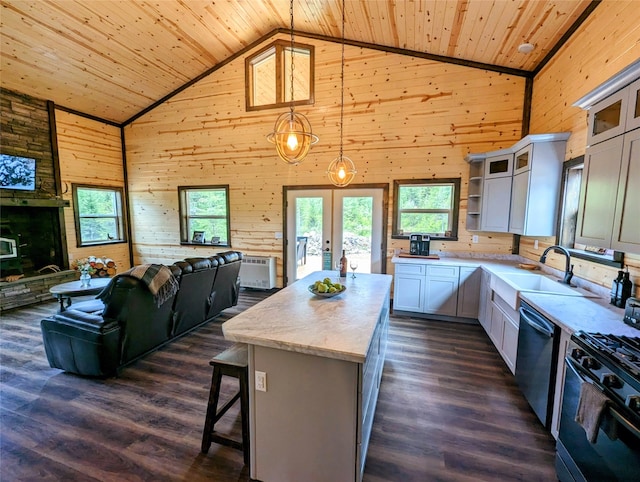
left=251, top=346, right=359, bottom=482
left=223, top=271, right=391, bottom=482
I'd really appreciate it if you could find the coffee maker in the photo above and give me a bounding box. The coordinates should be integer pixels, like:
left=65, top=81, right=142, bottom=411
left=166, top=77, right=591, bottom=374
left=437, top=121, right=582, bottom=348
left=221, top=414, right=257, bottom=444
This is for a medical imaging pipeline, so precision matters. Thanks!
left=409, top=234, right=431, bottom=256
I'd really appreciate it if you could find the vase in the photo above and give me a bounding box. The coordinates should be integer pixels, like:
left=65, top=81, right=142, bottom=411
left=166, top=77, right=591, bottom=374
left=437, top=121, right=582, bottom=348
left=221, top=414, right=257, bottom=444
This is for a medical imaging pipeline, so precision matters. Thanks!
left=80, top=272, right=91, bottom=287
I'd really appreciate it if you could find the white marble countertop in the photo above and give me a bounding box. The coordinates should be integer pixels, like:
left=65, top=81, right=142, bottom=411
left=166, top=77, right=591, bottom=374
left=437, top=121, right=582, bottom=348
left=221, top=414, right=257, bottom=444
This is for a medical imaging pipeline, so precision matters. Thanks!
left=391, top=254, right=637, bottom=337
left=222, top=271, right=393, bottom=363
left=519, top=292, right=637, bottom=337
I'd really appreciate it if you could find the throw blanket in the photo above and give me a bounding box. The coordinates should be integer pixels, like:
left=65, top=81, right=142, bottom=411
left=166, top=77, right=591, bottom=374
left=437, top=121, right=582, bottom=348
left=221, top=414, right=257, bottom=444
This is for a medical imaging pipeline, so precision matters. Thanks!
left=98, top=264, right=179, bottom=308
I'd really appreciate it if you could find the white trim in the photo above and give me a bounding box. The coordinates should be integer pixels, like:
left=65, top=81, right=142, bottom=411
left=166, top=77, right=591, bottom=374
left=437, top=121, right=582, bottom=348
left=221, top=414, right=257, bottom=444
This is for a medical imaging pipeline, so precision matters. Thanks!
left=573, top=59, right=640, bottom=110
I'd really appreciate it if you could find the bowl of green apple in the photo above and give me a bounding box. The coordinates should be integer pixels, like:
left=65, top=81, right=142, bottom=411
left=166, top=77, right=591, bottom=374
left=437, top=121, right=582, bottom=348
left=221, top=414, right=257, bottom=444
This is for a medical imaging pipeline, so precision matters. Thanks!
left=308, top=278, right=346, bottom=298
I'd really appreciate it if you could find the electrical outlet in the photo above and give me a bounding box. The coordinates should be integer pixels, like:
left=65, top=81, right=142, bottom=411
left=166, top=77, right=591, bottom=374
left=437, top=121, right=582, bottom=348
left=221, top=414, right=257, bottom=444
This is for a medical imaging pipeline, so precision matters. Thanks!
left=255, top=371, right=267, bottom=392
left=534, top=239, right=539, bottom=250
left=472, top=235, right=479, bottom=244
left=275, top=232, right=283, bottom=239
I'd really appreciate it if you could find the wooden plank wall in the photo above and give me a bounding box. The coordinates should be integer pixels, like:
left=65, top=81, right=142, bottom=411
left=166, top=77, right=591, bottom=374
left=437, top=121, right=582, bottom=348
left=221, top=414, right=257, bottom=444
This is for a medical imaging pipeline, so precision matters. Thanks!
left=123, top=36, right=526, bottom=285
left=527, top=0, right=640, bottom=296
left=55, top=110, right=131, bottom=274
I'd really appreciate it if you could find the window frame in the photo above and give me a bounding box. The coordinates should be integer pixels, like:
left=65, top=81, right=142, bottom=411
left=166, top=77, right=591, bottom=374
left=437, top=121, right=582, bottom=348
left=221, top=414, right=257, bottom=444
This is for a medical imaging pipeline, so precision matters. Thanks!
left=72, top=183, right=127, bottom=247
left=178, top=185, right=231, bottom=247
left=392, top=178, right=461, bottom=241
left=245, top=39, right=315, bottom=111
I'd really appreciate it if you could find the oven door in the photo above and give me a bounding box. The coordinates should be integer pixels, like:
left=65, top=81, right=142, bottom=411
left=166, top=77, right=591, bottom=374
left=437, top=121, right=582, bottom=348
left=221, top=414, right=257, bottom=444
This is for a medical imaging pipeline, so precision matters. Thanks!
left=556, top=356, right=640, bottom=482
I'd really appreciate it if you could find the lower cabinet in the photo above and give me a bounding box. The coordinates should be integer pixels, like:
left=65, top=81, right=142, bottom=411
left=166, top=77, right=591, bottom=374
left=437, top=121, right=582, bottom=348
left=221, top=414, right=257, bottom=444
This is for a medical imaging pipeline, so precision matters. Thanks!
left=487, top=293, right=519, bottom=374
left=393, top=263, right=480, bottom=319
left=478, top=270, right=492, bottom=331
left=393, top=263, right=426, bottom=312
left=550, top=328, right=572, bottom=439
left=424, top=265, right=459, bottom=316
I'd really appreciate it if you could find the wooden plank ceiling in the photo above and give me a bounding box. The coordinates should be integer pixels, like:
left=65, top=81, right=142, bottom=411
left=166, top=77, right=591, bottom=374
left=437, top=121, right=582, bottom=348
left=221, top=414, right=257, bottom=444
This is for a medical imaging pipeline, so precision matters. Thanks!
left=0, top=0, right=593, bottom=124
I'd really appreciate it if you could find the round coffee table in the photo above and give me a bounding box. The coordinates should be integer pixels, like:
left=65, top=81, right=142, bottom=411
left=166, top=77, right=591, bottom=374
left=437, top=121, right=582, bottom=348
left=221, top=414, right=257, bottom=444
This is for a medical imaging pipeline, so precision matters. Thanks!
left=49, top=277, right=111, bottom=312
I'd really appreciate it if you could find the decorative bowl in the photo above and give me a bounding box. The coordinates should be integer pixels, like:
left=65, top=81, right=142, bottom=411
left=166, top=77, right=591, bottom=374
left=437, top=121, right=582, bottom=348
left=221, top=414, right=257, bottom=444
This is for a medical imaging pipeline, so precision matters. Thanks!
left=308, top=284, right=347, bottom=298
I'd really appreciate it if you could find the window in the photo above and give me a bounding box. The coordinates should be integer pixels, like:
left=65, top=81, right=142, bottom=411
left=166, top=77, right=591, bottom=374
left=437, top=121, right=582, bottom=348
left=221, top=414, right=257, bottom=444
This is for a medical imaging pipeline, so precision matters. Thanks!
left=392, top=179, right=460, bottom=240
left=72, top=184, right=126, bottom=247
left=245, top=40, right=314, bottom=111
left=179, top=185, right=231, bottom=246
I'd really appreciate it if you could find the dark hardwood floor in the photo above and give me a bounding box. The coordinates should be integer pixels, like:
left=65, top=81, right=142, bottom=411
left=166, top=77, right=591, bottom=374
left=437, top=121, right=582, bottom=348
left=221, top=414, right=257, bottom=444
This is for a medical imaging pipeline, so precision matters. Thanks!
left=0, top=290, right=557, bottom=481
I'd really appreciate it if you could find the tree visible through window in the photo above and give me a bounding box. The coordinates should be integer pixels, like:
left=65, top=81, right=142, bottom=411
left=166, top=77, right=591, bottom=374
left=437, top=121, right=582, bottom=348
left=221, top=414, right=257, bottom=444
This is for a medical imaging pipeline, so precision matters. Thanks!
left=72, top=184, right=126, bottom=246
left=392, top=179, right=460, bottom=240
left=179, top=186, right=230, bottom=246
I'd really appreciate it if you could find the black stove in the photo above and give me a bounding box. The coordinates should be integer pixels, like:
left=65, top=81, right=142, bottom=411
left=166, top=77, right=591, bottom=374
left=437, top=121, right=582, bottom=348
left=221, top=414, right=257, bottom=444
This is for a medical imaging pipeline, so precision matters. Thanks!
left=557, top=331, right=640, bottom=482
left=569, top=332, right=640, bottom=420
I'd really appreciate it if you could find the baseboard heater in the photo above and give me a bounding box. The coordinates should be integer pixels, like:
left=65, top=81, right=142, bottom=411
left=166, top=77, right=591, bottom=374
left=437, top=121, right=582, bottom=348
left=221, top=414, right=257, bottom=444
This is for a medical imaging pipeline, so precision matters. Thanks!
left=239, top=256, right=276, bottom=289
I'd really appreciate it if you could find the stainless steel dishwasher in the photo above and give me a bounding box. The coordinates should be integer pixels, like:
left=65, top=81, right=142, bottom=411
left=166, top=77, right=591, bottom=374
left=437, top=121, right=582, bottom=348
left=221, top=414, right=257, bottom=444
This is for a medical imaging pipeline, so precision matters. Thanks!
left=515, top=301, right=560, bottom=428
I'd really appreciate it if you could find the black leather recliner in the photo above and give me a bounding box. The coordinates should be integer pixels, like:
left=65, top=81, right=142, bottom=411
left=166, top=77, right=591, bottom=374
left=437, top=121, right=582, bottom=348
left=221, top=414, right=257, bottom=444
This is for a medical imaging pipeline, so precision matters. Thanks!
left=40, top=252, right=243, bottom=377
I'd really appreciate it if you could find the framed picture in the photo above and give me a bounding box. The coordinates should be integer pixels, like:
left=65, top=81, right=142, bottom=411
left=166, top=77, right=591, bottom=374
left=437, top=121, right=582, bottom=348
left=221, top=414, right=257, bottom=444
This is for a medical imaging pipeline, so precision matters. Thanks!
left=192, top=231, right=205, bottom=243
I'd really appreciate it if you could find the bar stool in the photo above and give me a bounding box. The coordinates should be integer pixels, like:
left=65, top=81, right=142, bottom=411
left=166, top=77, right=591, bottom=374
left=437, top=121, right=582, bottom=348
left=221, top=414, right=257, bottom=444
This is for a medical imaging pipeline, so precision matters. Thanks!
left=201, top=343, right=249, bottom=465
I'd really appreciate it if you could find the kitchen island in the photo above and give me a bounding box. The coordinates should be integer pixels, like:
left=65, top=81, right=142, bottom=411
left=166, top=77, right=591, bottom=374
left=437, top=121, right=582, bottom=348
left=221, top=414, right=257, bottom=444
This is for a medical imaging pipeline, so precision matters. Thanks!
left=222, top=270, right=392, bottom=482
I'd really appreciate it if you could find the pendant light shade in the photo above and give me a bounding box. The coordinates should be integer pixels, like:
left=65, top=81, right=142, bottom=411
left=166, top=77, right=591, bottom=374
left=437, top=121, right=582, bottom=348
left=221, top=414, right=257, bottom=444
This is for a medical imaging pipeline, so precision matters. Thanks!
left=266, top=0, right=317, bottom=165
left=327, top=154, right=357, bottom=187
left=328, top=0, right=356, bottom=187
left=267, top=111, right=319, bottom=165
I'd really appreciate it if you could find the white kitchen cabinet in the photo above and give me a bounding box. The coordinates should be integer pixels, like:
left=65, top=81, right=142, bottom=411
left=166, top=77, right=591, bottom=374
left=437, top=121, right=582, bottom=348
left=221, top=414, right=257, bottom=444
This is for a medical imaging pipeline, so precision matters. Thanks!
left=625, top=78, right=640, bottom=132
left=508, top=139, right=567, bottom=236
left=612, top=128, right=640, bottom=253
left=424, top=265, right=459, bottom=316
left=576, top=135, right=624, bottom=247
left=489, top=301, right=505, bottom=348
left=551, top=328, right=572, bottom=439
left=481, top=176, right=512, bottom=233
left=392, top=262, right=479, bottom=320
left=392, top=263, right=426, bottom=312
left=587, top=86, right=630, bottom=146
left=576, top=128, right=640, bottom=252
left=465, top=153, right=485, bottom=232
left=469, top=133, right=569, bottom=235
left=457, top=266, right=481, bottom=319
left=478, top=270, right=492, bottom=332
left=502, top=315, right=519, bottom=373
left=487, top=291, right=519, bottom=374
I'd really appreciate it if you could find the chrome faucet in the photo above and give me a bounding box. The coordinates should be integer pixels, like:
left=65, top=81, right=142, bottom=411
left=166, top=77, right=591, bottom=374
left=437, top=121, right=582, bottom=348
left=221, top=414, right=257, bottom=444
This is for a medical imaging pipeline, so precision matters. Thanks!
left=539, top=245, right=574, bottom=285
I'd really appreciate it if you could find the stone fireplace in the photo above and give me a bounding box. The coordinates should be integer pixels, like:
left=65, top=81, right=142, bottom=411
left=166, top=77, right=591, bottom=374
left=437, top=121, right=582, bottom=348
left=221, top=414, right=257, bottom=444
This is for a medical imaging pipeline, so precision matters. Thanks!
left=1, top=88, right=72, bottom=310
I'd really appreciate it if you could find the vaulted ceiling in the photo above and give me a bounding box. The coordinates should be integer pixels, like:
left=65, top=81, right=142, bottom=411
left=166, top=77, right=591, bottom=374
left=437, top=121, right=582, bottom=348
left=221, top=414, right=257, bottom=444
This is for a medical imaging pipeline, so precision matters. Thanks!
left=1, top=0, right=595, bottom=125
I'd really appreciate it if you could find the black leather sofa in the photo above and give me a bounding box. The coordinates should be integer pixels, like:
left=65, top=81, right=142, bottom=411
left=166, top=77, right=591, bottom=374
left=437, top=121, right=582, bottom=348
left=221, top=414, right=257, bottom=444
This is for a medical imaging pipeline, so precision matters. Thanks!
left=40, top=251, right=243, bottom=377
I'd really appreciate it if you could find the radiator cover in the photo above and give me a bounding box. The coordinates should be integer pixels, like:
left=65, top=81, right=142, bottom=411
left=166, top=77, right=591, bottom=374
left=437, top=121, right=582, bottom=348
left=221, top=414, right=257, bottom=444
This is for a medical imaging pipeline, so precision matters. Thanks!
left=239, top=256, right=276, bottom=289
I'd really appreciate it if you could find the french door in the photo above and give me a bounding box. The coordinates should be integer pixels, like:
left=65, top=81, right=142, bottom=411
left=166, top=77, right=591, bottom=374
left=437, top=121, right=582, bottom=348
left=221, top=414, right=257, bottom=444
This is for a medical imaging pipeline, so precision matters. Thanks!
left=285, top=187, right=386, bottom=285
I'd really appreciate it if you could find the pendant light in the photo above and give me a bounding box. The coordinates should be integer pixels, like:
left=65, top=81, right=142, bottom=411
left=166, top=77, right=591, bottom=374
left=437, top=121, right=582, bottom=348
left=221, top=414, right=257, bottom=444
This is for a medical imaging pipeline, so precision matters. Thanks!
left=266, top=0, right=318, bottom=165
left=327, top=0, right=356, bottom=187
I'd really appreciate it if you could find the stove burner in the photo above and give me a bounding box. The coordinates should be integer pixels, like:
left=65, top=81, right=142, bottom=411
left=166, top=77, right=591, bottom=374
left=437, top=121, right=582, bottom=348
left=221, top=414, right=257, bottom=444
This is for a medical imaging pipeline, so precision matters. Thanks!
left=575, top=332, right=640, bottom=379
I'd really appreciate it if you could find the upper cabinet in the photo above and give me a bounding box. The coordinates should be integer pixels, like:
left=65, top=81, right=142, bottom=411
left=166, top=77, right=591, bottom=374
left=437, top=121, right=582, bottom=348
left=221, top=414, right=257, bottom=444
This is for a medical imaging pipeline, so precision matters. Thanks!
left=481, top=151, right=513, bottom=233
left=509, top=140, right=568, bottom=236
left=587, top=78, right=640, bottom=146
left=577, top=128, right=640, bottom=252
left=574, top=63, right=640, bottom=254
left=466, top=133, right=569, bottom=236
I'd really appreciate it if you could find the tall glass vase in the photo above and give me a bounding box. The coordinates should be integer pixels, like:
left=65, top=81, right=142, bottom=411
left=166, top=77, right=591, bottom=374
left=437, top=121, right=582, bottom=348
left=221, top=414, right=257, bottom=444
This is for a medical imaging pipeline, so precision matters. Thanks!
left=80, top=272, right=91, bottom=287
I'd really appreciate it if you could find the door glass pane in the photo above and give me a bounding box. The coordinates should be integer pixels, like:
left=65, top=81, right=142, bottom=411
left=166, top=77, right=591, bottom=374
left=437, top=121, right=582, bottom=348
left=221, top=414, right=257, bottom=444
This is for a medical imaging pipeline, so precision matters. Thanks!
left=342, top=196, right=373, bottom=274
left=593, top=100, right=621, bottom=136
left=295, top=197, right=323, bottom=279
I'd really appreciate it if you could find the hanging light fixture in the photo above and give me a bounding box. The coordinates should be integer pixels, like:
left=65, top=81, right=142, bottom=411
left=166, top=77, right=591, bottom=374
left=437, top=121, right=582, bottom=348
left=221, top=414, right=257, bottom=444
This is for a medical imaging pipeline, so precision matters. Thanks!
left=327, top=0, right=356, bottom=187
left=266, top=0, right=318, bottom=165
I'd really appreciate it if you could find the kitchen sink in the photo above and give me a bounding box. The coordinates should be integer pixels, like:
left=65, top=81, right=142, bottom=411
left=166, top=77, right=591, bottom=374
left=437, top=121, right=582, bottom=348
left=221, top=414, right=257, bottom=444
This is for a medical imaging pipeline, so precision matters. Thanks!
left=490, top=272, right=598, bottom=310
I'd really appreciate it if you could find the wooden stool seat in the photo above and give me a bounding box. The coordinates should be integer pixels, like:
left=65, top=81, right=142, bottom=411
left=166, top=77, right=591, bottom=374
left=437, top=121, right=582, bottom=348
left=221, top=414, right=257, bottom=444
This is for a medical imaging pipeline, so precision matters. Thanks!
left=201, top=343, right=249, bottom=465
